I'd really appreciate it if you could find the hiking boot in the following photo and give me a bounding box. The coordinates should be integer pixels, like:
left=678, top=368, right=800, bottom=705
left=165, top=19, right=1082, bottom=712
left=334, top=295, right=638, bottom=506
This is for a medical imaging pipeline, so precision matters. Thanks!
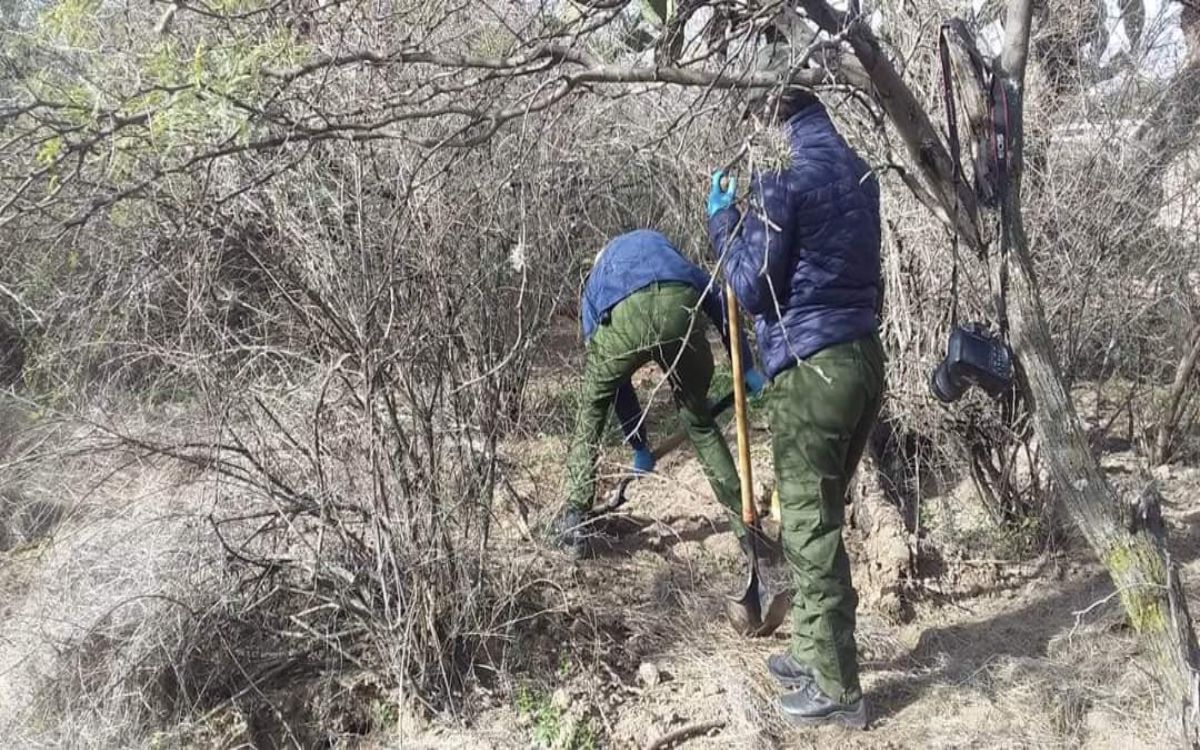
left=779, top=679, right=867, bottom=729
left=552, top=506, right=589, bottom=557
left=767, top=652, right=814, bottom=687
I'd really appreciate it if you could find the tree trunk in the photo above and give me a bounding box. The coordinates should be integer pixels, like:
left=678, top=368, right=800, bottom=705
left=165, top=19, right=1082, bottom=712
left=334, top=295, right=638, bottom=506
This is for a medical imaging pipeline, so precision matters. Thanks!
left=1154, top=323, right=1200, bottom=466
left=796, top=0, right=984, bottom=250
left=1132, top=4, right=1200, bottom=197
left=793, top=0, right=1200, bottom=739
left=849, top=453, right=916, bottom=623
left=1004, top=168, right=1200, bottom=743
left=0, top=314, right=23, bottom=387
left=996, top=4, right=1199, bottom=734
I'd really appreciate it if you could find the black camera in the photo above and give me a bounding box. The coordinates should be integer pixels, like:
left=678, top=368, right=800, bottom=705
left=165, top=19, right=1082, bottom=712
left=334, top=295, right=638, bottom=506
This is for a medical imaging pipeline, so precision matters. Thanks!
left=930, top=322, right=1013, bottom=403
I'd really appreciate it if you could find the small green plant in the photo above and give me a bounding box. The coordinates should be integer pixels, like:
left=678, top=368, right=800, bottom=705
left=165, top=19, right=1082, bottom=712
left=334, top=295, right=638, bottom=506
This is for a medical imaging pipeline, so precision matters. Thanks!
left=39, top=0, right=102, bottom=46
left=997, top=514, right=1049, bottom=558
left=370, top=697, right=399, bottom=731
left=540, top=384, right=625, bottom=447
left=515, top=686, right=599, bottom=750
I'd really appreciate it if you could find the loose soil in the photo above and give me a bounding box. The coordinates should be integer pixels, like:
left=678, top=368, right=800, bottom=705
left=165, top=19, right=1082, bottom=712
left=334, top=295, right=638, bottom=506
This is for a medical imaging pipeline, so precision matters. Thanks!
left=400, top=427, right=1199, bottom=749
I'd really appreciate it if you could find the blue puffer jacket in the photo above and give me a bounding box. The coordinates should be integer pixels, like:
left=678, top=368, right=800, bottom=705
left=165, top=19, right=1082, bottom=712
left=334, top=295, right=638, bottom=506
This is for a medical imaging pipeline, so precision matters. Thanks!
left=707, top=103, right=881, bottom=380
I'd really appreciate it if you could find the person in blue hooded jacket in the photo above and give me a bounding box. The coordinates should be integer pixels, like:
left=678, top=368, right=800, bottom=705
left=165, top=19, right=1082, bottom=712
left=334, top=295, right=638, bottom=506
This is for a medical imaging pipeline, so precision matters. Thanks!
left=556, top=229, right=764, bottom=554
left=707, top=78, right=885, bottom=729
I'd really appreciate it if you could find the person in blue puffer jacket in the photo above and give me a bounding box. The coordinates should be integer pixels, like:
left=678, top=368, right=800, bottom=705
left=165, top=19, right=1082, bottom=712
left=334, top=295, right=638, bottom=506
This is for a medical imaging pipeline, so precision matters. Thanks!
left=707, top=76, right=885, bottom=729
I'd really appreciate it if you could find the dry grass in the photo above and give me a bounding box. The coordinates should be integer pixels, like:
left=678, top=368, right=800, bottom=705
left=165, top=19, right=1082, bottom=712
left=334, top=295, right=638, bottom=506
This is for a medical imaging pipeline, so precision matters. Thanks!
left=0, top=2, right=1198, bottom=747
left=387, top=428, right=1181, bottom=750
left=0, top=381, right=1191, bottom=750
left=0, top=444, right=217, bottom=745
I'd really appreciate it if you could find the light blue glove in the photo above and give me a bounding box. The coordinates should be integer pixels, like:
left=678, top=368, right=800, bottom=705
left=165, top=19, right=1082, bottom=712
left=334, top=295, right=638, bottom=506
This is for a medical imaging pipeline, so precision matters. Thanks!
left=632, top=447, right=656, bottom=475
left=744, top=368, right=766, bottom=396
left=707, top=170, right=736, bottom=217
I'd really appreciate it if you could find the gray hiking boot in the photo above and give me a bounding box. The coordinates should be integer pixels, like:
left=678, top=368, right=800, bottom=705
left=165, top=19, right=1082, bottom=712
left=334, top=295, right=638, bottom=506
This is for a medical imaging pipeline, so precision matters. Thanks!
left=767, top=652, right=814, bottom=687
left=779, top=679, right=867, bottom=729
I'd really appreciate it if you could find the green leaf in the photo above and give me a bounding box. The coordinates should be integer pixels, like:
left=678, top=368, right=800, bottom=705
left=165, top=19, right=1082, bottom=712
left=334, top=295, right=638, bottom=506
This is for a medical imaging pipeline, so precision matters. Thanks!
left=34, top=136, right=62, bottom=167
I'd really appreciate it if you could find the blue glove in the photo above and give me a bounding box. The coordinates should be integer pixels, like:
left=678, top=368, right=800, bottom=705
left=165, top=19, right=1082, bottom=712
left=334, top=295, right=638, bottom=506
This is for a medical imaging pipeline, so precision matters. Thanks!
left=707, top=170, right=736, bottom=217
left=632, top=447, right=656, bottom=475
left=744, top=368, right=766, bottom=396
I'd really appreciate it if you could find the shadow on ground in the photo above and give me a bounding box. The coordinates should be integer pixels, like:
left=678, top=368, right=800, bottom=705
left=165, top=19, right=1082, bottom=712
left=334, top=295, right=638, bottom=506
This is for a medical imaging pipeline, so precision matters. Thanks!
left=868, top=510, right=1200, bottom=723
left=865, top=570, right=1114, bottom=720
left=585, top=513, right=732, bottom=557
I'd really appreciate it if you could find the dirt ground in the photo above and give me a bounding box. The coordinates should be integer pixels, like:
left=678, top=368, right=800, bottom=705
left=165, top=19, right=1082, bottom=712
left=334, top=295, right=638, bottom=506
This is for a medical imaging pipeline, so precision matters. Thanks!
left=2, top=392, right=1197, bottom=748
left=398, top=421, right=1200, bottom=750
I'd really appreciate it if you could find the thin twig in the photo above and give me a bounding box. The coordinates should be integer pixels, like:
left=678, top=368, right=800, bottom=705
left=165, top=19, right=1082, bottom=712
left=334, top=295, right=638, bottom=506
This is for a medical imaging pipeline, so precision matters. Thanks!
left=645, top=719, right=727, bottom=750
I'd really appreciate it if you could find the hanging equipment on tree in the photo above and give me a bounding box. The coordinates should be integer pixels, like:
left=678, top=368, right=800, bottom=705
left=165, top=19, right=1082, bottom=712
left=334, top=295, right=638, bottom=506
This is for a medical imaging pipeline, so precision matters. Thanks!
left=929, top=18, right=1014, bottom=404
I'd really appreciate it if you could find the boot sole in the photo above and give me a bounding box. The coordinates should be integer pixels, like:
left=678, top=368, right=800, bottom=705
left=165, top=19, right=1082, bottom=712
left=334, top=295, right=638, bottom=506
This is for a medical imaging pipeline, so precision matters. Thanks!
left=783, top=702, right=868, bottom=730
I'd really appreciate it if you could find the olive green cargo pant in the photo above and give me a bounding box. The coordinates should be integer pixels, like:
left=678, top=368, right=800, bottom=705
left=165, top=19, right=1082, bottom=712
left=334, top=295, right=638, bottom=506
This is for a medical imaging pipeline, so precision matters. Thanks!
left=564, top=283, right=745, bottom=537
left=770, top=332, right=885, bottom=704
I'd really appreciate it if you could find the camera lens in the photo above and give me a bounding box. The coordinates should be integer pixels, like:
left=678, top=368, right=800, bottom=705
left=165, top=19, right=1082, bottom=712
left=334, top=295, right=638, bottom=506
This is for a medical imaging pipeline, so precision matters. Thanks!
left=929, top=362, right=965, bottom=403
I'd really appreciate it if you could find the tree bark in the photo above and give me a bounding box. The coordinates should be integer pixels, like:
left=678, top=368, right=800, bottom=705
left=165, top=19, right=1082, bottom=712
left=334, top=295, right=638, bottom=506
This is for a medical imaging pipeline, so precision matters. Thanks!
left=998, top=2, right=1200, bottom=739
left=0, top=314, right=23, bottom=387
left=996, top=8, right=1199, bottom=737
left=796, top=0, right=984, bottom=250
left=1154, top=323, right=1200, bottom=465
left=1003, top=109, right=1200, bottom=747
left=850, top=453, right=916, bottom=623
left=795, top=0, right=1200, bottom=739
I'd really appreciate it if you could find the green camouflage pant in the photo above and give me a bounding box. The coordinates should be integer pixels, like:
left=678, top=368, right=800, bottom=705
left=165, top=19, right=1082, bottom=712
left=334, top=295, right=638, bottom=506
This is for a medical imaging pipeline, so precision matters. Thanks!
left=769, top=332, right=885, bottom=704
left=564, top=283, right=744, bottom=536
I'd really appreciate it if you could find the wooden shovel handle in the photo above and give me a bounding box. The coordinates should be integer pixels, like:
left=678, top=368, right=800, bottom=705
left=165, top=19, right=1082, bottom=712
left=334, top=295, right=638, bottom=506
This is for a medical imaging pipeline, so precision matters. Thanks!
left=724, top=281, right=756, bottom=527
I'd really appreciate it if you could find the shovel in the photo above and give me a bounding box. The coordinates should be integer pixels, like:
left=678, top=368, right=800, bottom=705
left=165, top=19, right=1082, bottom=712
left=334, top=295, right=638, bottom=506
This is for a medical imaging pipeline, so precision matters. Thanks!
left=722, top=280, right=790, bottom=638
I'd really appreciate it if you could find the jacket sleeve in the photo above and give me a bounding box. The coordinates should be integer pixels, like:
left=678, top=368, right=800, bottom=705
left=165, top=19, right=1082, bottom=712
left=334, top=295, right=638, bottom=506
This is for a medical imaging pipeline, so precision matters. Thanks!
left=580, top=286, right=597, bottom=339
left=706, top=171, right=795, bottom=319
left=613, top=379, right=649, bottom=452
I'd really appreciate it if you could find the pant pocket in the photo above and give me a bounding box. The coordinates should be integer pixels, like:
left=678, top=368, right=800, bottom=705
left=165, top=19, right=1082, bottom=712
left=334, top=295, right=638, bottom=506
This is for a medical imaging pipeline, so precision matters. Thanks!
left=818, top=473, right=847, bottom=528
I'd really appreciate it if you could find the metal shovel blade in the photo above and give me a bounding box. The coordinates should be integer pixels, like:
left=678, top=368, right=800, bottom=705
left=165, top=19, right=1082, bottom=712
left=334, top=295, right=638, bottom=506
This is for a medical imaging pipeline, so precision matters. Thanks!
left=720, top=280, right=790, bottom=639
left=756, top=583, right=791, bottom=637
left=724, top=535, right=791, bottom=638
left=724, top=547, right=764, bottom=636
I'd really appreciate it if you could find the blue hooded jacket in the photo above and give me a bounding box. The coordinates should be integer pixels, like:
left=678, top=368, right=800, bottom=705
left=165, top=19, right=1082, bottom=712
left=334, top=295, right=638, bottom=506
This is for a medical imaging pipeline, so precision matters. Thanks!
left=581, top=229, right=751, bottom=450
left=708, top=103, right=881, bottom=380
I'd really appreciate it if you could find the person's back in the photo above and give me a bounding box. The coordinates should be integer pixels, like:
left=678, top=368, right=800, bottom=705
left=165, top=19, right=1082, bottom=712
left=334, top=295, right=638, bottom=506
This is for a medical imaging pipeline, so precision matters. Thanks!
left=775, top=103, right=880, bottom=335
left=558, top=229, right=761, bottom=556
left=708, top=99, right=881, bottom=377
left=581, top=229, right=718, bottom=341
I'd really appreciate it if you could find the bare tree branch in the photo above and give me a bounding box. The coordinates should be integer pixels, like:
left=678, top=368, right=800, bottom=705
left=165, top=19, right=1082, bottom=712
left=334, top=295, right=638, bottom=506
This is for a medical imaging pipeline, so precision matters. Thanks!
left=796, top=0, right=984, bottom=250
left=1000, top=0, right=1035, bottom=83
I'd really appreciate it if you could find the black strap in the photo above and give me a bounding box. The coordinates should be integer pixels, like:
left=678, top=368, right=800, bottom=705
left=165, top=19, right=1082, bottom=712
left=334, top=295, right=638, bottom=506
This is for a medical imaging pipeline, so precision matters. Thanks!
left=938, top=24, right=964, bottom=329
left=992, top=74, right=1013, bottom=341
left=938, top=19, right=1017, bottom=342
